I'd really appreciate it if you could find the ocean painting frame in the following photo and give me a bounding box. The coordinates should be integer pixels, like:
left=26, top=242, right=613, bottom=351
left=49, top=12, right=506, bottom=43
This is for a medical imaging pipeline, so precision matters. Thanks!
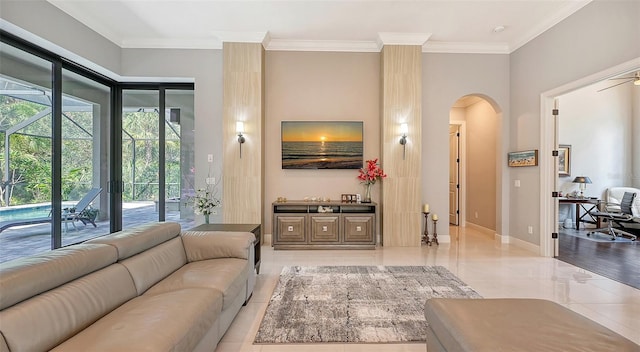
left=281, top=121, right=364, bottom=169
left=508, top=149, right=538, bottom=167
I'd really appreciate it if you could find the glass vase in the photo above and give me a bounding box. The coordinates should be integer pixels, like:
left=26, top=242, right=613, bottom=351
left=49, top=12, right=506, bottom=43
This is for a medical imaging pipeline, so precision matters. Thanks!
left=204, top=213, right=210, bottom=224
left=363, top=184, right=372, bottom=203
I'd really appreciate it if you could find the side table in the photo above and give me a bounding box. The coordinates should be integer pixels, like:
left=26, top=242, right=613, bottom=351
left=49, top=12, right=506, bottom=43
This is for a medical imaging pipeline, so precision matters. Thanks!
left=189, top=223, right=261, bottom=274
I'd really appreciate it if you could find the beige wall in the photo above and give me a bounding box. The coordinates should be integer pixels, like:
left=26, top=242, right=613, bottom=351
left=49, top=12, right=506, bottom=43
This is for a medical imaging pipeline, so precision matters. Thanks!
left=264, top=51, right=381, bottom=235
left=465, top=100, right=498, bottom=231
left=510, top=0, right=639, bottom=246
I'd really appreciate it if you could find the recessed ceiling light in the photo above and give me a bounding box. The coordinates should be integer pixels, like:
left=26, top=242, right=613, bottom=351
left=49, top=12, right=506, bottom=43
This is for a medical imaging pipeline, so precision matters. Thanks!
left=493, top=25, right=506, bottom=33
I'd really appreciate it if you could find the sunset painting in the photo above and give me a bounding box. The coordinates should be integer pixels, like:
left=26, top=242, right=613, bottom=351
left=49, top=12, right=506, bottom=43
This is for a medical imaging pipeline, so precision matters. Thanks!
left=281, top=121, right=363, bottom=169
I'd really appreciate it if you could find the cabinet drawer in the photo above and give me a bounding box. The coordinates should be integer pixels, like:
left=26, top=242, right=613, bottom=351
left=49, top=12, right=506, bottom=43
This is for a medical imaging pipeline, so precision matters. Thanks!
left=310, top=215, right=340, bottom=243
left=343, top=215, right=374, bottom=243
left=275, top=216, right=306, bottom=243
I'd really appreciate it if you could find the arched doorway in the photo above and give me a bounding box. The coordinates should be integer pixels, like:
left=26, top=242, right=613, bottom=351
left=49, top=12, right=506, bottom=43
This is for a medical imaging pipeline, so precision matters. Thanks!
left=450, top=95, right=501, bottom=236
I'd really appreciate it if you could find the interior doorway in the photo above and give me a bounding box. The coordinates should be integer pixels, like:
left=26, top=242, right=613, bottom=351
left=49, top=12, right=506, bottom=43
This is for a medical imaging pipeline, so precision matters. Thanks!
left=449, top=125, right=460, bottom=225
left=450, top=95, right=499, bottom=234
left=540, top=58, right=640, bottom=258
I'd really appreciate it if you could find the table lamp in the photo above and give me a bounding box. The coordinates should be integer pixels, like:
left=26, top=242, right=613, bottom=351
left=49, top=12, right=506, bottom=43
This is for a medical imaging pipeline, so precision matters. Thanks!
left=572, top=176, right=592, bottom=197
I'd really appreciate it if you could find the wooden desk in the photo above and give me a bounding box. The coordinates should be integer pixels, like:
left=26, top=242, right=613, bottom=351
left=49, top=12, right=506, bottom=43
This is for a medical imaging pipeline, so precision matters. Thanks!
left=559, top=198, right=601, bottom=230
left=189, top=223, right=261, bottom=274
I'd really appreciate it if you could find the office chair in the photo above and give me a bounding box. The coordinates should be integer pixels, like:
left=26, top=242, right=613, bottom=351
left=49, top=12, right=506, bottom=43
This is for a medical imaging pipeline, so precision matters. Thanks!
left=589, top=191, right=637, bottom=241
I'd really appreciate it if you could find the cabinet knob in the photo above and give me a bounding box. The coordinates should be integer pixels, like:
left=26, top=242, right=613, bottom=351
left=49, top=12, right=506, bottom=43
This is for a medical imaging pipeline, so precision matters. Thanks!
left=288, top=226, right=294, bottom=232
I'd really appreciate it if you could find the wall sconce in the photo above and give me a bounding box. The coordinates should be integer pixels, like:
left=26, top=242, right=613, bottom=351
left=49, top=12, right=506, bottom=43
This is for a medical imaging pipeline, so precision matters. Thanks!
left=399, top=123, right=408, bottom=160
left=236, top=121, right=245, bottom=158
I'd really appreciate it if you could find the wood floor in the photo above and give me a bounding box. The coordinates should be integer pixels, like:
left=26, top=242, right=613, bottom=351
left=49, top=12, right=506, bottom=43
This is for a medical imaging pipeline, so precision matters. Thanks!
left=557, top=229, right=639, bottom=289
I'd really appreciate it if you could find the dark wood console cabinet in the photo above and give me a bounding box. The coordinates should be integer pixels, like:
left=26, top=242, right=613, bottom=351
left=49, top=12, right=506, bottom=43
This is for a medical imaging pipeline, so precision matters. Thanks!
left=272, top=201, right=376, bottom=249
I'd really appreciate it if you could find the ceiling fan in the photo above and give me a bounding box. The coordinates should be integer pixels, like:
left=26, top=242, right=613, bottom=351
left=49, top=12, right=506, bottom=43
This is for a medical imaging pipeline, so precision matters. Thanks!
left=597, top=71, right=640, bottom=92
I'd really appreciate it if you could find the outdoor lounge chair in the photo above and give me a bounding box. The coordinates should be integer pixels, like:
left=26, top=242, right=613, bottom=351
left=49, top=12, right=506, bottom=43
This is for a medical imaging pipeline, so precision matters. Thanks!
left=0, top=188, right=102, bottom=233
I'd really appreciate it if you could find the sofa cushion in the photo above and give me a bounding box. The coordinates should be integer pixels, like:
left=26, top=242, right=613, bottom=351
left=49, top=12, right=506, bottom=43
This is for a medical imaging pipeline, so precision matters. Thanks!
left=51, top=288, right=223, bottom=352
left=87, top=222, right=181, bottom=260
left=181, top=231, right=254, bottom=262
left=145, top=258, right=249, bottom=310
left=0, top=264, right=136, bottom=352
left=0, top=243, right=117, bottom=310
left=119, top=237, right=187, bottom=295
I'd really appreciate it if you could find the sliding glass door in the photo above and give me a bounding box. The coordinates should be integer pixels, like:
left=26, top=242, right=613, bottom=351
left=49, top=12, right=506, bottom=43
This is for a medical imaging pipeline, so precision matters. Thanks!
left=0, top=34, right=195, bottom=263
left=0, top=41, right=54, bottom=261
left=60, top=69, right=111, bottom=246
left=121, top=88, right=194, bottom=229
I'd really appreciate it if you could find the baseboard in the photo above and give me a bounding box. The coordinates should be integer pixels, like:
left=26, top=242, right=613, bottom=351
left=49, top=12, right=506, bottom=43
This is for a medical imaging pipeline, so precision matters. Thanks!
left=504, top=236, right=540, bottom=254
left=465, top=222, right=494, bottom=237
left=494, top=233, right=510, bottom=244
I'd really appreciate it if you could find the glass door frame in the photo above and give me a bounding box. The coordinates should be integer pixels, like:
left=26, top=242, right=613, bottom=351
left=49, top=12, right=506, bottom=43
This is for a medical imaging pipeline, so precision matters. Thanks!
left=1, top=30, right=194, bottom=250
left=117, top=83, right=194, bottom=232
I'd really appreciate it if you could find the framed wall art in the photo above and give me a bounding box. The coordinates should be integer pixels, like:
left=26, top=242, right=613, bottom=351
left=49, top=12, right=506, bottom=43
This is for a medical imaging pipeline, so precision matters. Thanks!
left=558, top=144, right=571, bottom=177
left=281, top=121, right=363, bottom=169
left=507, top=150, right=538, bottom=167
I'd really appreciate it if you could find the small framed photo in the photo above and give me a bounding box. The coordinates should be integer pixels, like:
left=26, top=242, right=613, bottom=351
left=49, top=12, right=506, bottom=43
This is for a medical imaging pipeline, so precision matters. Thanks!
left=508, top=150, right=538, bottom=167
left=558, top=144, right=571, bottom=177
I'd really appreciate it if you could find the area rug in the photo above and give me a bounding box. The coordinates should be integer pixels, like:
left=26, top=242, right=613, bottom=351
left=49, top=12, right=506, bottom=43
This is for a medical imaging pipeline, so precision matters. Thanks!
left=254, top=265, right=482, bottom=344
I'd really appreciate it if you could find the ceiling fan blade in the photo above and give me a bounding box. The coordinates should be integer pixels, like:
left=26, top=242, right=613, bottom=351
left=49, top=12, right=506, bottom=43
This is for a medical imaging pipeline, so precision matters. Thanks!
left=597, top=78, right=634, bottom=92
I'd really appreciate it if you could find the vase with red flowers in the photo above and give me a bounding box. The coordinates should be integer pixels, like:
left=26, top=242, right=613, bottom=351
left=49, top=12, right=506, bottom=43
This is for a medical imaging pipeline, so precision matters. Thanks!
left=357, top=158, right=387, bottom=203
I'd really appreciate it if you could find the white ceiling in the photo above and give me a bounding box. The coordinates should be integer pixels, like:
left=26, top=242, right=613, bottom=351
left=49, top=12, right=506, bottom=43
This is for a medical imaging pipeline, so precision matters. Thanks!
left=47, top=0, right=592, bottom=54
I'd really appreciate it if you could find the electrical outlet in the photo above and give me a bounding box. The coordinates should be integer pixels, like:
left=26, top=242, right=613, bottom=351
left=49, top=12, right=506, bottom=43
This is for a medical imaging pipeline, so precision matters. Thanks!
left=528, top=225, right=533, bottom=234
left=514, top=180, right=521, bottom=187
left=207, top=154, right=213, bottom=162
left=206, top=177, right=215, bottom=185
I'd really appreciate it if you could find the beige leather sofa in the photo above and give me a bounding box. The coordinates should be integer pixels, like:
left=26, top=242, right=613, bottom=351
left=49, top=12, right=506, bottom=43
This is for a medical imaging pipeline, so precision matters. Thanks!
left=0, top=222, right=256, bottom=352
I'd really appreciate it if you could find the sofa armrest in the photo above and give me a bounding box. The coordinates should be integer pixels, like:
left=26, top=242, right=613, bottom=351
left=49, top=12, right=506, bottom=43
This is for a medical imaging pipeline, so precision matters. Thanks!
left=181, top=231, right=255, bottom=262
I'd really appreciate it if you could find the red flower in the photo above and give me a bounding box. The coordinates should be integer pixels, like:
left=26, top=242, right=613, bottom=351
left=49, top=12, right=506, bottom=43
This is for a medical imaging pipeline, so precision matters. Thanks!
left=357, top=158, right=387, bottom=185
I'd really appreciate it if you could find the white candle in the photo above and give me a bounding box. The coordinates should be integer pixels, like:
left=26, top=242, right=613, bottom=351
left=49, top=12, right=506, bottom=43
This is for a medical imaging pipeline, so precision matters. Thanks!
left=423, top=204, right=430, bottom=213
left=432, top=214, right=438, bottom=221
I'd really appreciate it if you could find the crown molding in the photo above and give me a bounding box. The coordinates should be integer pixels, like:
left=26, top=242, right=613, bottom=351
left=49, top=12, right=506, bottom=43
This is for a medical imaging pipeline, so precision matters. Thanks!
left=377, top=32, right=432, bottom=49
left=212, top=31, right=271, bottom=48
left=266, top=39, right=380, bottom=52
left=423, top=41, right=510, bottom=54
left=121, top=38, right=222, bottom=49
left=509, top=0, right=592, bottom=52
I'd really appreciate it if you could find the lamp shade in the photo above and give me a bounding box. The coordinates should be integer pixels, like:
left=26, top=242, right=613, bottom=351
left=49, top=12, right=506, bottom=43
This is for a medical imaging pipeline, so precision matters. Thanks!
left=572, top=176, right=592, bottom=184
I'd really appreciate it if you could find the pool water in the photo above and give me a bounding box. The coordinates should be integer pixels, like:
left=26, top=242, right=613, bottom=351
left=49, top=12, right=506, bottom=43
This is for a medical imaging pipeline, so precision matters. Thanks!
left=0, top=204, right=52, bottom=221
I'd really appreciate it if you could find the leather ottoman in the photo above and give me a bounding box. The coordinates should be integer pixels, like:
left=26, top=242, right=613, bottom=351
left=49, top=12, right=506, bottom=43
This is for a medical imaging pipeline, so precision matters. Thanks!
left=424, top=298, right=639, bottom=351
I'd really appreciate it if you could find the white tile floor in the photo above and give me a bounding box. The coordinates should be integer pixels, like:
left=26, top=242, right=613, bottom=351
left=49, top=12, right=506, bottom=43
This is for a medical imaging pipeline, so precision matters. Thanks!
left=216, top=226, right=640, bottom=351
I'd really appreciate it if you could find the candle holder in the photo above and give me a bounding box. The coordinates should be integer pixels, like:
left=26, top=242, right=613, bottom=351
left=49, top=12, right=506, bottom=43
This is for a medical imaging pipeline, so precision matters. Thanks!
left=432, top=217, right=439, bottom=245
left=422, top=212, right=430, bottom=245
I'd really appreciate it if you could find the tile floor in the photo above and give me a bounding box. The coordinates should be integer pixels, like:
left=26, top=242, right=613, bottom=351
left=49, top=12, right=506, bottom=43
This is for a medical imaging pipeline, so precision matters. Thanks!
left=216, top=225, right=640, bottom=351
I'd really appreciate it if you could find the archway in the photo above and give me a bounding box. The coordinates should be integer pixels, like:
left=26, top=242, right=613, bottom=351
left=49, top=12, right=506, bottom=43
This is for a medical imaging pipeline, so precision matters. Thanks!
left=450, top=94, right=502, bottom=238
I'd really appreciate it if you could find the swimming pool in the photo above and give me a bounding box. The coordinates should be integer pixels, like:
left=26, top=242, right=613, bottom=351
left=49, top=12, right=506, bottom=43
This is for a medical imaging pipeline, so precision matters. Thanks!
left=0, top=204, right=52, bottom=221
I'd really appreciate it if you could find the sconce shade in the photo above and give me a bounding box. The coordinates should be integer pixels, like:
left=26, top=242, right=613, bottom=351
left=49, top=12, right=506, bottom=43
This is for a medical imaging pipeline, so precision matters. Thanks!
left=572, top=176, right=592, bottom=184
left=236, top=121, right=244, bottom=134
left=400, top=123, right=408, bottom=135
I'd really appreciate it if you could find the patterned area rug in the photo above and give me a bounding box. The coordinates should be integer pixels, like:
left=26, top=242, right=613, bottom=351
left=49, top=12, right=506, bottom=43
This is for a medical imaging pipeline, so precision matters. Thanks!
left=254, top=265, right=482, bottom=344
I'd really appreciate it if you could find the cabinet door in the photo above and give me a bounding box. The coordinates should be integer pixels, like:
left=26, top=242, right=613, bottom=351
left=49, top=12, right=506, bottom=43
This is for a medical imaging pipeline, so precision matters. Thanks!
left=275, top=216, right=306, bottom=243
left=343, top=215, right=374, bottom=243
left=310, top=215, right=340, bottom=243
